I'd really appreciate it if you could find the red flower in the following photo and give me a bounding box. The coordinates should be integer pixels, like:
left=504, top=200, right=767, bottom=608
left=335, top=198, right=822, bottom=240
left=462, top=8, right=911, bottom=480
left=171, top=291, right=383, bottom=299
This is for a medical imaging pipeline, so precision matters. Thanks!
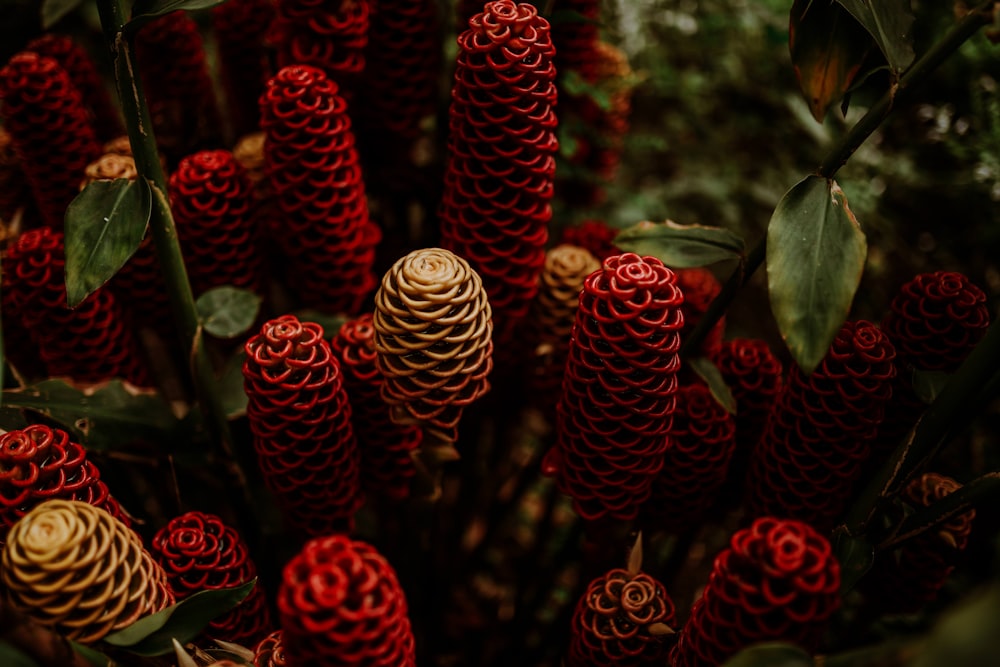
left=0, top=52, right=101, bottom=228
left=270, top=0, right=368, bottom=91
left=644, top=383, right=735, bottom=533
left=277, top=535, right=416, bottom=666
left=259, top=65, right=380, bottom=313
left=559, top=220, right=620, bottom=262
left=670, top=517, right=840, bottom=667
left=151, top=511, right=271, bottom=646
left=0, top=425, right=129, bottom=541
left=3, top=228, right=149, bottom=386
left=212, top=0, right=276, bottom=138
left=254, top=631, right=287, bottom=667
left=331, top=314, right=421, bottom=499
left=746, top=320, right=896, bottom=531
left=543, top=253, right=684, bottom=522
left=440, top=0, right=558, bottom=342
left=675, top=267, right=724, bottom=359
left=243, top=315, right=363, bottom=534
left=567, top=568, right=676, bottom=666
left=168, top=149, right=261, bottom=296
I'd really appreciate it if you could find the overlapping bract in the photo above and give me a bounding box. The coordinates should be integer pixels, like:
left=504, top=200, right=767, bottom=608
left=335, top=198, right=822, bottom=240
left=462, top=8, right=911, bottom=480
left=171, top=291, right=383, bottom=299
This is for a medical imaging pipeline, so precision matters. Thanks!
left=0, top=52, right=101, bottom=227
left=151, top=511, right=271, bottom=646
left=567, top=568, right=676, bottom=667
left=670, top=518, right=840, bottom=667
left=747, top=320, right=896, bottom=530
left=544, top=253, right=684, bottom=521
left=331, top=314, right=421, bottom=499
left=373, top=248, right=493, bottom=444
left=0, top=425, right=129, bottom=540
left=254, top=630, right=287, bottom=667
left=441, top=0, right=558, bottom=340
left=1, top=499, right=174, bottom=644
left=271, top=0, right=368, bottom=87
left=277, top=535, right=416, bottom=666
left=259, top=65, right=380, bottom=312
left=212, top=0, right=276, bottom=138
left=3, top=227, right=149, bottom=385
left=675, top=267, right=724, bottom=359
left=559, top=219, right=620, bottom=262
left=243, top=315, right=362, bottom=534
left=81, top=153, right=137, bottom=188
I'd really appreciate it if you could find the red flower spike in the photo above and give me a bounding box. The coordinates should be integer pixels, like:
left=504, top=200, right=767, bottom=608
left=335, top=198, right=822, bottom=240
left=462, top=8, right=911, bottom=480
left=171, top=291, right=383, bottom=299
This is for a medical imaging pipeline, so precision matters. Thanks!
left=543, top=253, right=684, bottom=522
left=671, top=517, right=841, bottom=667
left=0, top=126, right=30, bottom=220
left=866, top=473, right=975, bottom=613
left=675, top=267, right=724, bottom=359
left=3, top=228, right=150, bottom=386
left=331, top=314, right=421, bottom=500
left=746, top=320, right=896, bottom=531
left=254, top=631, right=287, bottom=667
left=243, top=314, right=363, bottom=534
left=559, top=220, right=620, bottom=262
left=644, top=384, right=736, bottom=533
left=259, top=65, right=381, bottom=313
left=212, top=0, right=276, bottom=139
left=567, top=568, right=677, bottom=667
left=0, top=425, right=130, bottom=541
left=136, top=12, right=222, bottom=160
left=270, top=0, right=369, bottom=91
left=440, top=0, right=558, bottom=343
left=0, top=52, right=102, bottom=228
left=552, top=0, right=600, bottom=83
left=26, top=34, right=123, bottom=141
left=151, top=511, right=271, bottom=646
left=277, top=535, right=416, bottom=666
left=169, top=150, right=261, bottom=296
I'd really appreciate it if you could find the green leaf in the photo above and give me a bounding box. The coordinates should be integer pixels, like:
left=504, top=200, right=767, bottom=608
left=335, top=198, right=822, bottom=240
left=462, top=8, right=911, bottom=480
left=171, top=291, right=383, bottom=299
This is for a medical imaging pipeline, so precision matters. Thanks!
left=614, top=220, right=745, bottom=269
left=70, top=641, right=115, bottom=667
left=129, top=0, right=225, bottom=23
left=767, top=176, right=867, bottom=375
left=41, top=0, right=84, bottom=27
left=789, top=0, right=873, bottom=122
left=720, top=643, right=814, bottom=667
left=103, top=580, right=255, bottom=656
left=689, top=357, right=737, bottom=414
left=64, top=179, right=150, bottom=309
left=218, top=348, right=248, bottom=419
left=834, top=0, right=915, bottom=75
left=1, top=379, right=182, bottom=452
left=0, top=641, right=42, bottom=667
left=196, top=286, right=262, bottom=339
left=832, top=531, right=874, bottom=593
left=912, top=369, right=951, bottom=404
left=913, top=583, right=1000, bottom=667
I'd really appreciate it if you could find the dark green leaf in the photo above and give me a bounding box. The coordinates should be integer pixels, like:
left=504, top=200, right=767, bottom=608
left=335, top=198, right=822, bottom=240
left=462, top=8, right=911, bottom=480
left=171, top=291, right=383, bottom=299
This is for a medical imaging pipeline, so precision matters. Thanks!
left=104, top=580, right=255, bottom=656
left=1, top=379, right=182, bottom=452
left=789, top=0, right=873, bottom=121
left=887, top=472, right=1000, bottom=552
left=64, top=179, right=150, bottom=308
left=41, top=0, right=84, bottom=27
left=913, top=584, right=1000, bottom=667
left=689, top=357, right=737, bottom=414
left=767, top=176, right=867, bottom=375
left=295, top=310, right=349, bottom=339
left=196, top=287, right=262, bottom=339
left=832, top=531, right=874, bottom=593
left=912, top=369, right=951, bottom=404
left=614, top=220, right=745, bottom=268
left=720, top=643, right=814, bottom=667
left=218, top=349, right=248, bottom=419
left=0, top=641, right=42, bottom=667
left=70, top=641, right=115, bottom=667
left=128, top=0, right=224, bottom=25
left=834, top=0, right=915, bottom=75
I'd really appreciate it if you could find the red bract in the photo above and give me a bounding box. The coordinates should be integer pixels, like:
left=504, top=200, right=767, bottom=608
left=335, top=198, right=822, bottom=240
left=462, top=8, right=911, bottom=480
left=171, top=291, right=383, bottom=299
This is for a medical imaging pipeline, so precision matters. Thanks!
left=277, top=535, right=416, bottom=666
left=552, top=0, right=600, bottom=83
left=746, top=320, right=896, bottom=531
left=212, top=0, right=276, bottom=138
left=0, top=52, right=101, bottom=228
left=567, top=568, right=676, bottom=667
left=0, top=127, right=29, bottom=220
left=671, top=517, right=841, bottom=667
left=270, top=0, right=368, bottom=90
left=26, top=34, right=122, bottom=141
left=644, top=384, right=735, bottom=533
left=3, top=228, right=149, bottom=386
left=243, top=315, right=362, bottom=534
left=559, top=220, right=620, bottom=262
left=254, top=631, right=287, bottom=667
left=331, top=314, right=421, bottom=500
left=543, top=253, right=684, bottom=522
left=168, top=150, right=261, bottom=296
left=151, top=511, right=271, bottom=646
left=440, top=0, right=558, bottom=342
left=259, top=65, right=380, bottom=313
left=675, top=267, right=724, bottom=359
left=0, top=425, right=129, bottom=541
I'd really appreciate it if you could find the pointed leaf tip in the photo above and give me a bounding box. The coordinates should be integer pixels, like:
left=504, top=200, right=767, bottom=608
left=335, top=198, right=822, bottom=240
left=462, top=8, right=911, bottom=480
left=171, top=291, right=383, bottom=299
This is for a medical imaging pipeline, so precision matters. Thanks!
left=172, top=639, right=198, bottom=667
left=648, top=623, right=675, bottom=636
left=627, top=532, right=643, bottom=575
left=689, top=357, right=737, bottom=414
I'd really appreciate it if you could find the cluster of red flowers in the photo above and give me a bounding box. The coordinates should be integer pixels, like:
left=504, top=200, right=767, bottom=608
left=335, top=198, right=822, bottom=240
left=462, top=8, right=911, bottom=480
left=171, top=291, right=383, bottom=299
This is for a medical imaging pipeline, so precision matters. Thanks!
left=270, top=0, right=369, bottom=91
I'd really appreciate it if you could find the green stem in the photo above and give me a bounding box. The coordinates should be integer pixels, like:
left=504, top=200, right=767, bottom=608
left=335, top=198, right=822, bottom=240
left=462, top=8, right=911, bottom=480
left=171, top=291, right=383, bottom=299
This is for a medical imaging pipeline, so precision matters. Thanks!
left=680, top=3, right=994, bottom=358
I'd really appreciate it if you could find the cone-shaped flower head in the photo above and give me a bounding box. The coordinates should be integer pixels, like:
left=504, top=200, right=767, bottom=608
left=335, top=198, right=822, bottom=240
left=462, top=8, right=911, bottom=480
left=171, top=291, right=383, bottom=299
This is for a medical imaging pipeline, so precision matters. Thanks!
left=233, top=132, right=268, bottom=189
left=243, top=314, right=363, bottom=534
left=277, top=535, right=416, bottom=665
left=373, top=248, right=493, bottom=444
left=567, top=567, right=677, bottom=666
left=80, top=153, right=137, bottom=188
left=675, top=267, right=724, bottom=359
left=271, top=0, right=369, bottom=89
left=151, top=511, right=271, bottom=646
left=254, top=630, right=287, bottom=667
left=331, top=314, right=421, bottom=499
left=747, top=320, right=896, bottom=530
left=260, top=64, right=380, bottom=313
left=440, top=0, right=558, bottom=342
left=1, top=499, right=174, bottom=644
left=559, top=220, right=620, bottom=262
left=671, top=517, right=840, bottom=667
left=0, top=51, right=101, bottom=228
left=212, top=0, right=276, bottom=138
left=543, top=253, right=684, bottom=522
